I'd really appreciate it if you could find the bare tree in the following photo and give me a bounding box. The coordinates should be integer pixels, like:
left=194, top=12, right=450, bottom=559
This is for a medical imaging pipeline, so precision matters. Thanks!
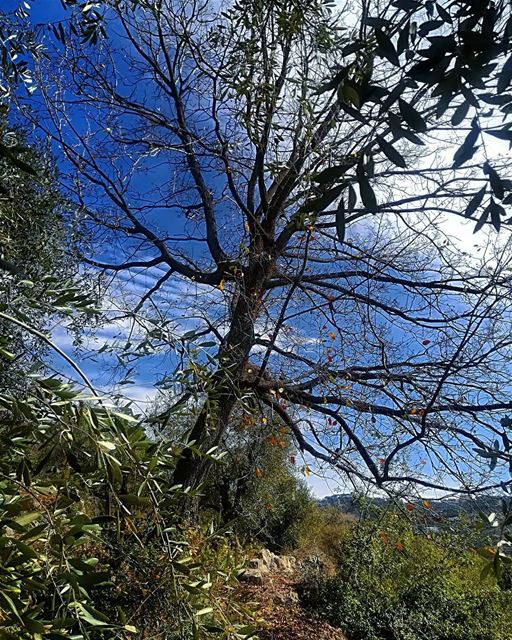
left=17, top=0, right=512, bottom=496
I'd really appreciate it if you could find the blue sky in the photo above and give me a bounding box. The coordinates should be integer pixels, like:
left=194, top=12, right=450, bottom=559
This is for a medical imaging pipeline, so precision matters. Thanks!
left=8, top=0, right=512, bottom=499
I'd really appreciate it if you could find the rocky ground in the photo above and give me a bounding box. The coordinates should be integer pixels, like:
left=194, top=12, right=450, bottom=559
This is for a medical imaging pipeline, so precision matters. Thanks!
left=239, top=550, right=347, bottom=640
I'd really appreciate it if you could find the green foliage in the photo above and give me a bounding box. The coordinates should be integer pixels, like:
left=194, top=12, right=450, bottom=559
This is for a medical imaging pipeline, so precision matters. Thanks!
left=200, top=408, right=316, bottom=550
left=293, top=505, right=353, bottom=569
left=0, top=128, right=70, bottom=279
left=300, top=514, right=512, bottom=640
left=0, top=118, right=85, bottom=390
left=0, top=376, right=257, bottom=639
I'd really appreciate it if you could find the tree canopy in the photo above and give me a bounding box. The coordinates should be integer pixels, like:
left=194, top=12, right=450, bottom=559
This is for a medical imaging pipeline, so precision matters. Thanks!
left=3, top=0, right=512, bottom=637
left=3, top=0, right=512, bottom=498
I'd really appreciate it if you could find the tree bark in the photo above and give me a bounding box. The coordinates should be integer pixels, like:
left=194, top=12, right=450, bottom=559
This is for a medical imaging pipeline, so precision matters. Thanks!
left=172, top=249, right=275, bottom=490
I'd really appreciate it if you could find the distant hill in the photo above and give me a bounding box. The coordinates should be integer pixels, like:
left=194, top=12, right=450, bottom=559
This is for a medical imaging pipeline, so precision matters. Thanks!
left=319, top=493, right=503, bottom=521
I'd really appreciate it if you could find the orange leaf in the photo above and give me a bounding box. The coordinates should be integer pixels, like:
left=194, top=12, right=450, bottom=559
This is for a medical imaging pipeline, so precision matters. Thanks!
left=219, top=279, right=225, bottom=292
left=395, top=541, right=404, bottom=552
left=406, top=503, right=414, bottom=512
left=255, top=468, right=263, bottom=478
left=329, top=332, right=336, bottom=340
left=423, top=500, right=431, bottom=509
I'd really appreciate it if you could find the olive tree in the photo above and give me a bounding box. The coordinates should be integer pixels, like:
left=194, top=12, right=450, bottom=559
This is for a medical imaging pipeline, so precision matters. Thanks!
left=14, top=0, right=512, bottom=497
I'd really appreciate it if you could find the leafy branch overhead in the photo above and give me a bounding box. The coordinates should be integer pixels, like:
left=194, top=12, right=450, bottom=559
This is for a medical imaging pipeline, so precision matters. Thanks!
left=309, top=0, right=512, bottom=237
left=5, top=0, right=512, bottom=512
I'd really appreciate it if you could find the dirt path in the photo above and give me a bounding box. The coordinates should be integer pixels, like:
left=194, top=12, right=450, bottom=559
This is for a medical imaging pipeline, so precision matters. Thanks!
left=241, top=573, right=347, bottom=640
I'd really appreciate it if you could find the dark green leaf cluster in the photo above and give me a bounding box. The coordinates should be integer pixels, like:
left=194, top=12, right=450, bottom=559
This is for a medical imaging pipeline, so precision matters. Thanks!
left=300, top=513, right=512, bottom=640
left=311, top=0, right=512, bottom=241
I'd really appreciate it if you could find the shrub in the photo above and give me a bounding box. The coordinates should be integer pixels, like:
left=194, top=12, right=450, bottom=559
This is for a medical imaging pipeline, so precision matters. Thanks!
left=199, top=407, right=317, bottom=551
left=299, top=514, right=512, bottom=640
left=294, top=505, right=354, bottom=568
left=0, top=377, right=258, bottom=639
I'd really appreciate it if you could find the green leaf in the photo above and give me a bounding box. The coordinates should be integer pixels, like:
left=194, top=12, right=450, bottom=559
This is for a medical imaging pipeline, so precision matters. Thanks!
left=69, top=557, right=100, bottom=572
left=375, top=29, right=399, bottom=66
left=358, top=176, right=377, bottom=212
left=398, top=99, right=427, bottom=132
left=397, top=22, right=409, bottom=55
left=112, top=411, right=137, bottom=423
left=484, top=129, right=512, bottom=142
left=119, top=494, right=152, bottom=507
left=22, top=617, right=46, bottom=634
left=376, top=136, right=406, bottom=168
left=98, top=440, right=116, bottom=451
left=498, top=54, right=512, bottom=94
left=71, top=602, right=110, bottom=627
left=0, top=348, right=15, bottom=361
left=339, top=82, right=360, bottom=107
left=313, top=161, right=357, bottom=184
left=451, top=101, right=469, bottom=126
left=75, top=571, right=112, bottom=587
left=484, top=162, right=505, bottom=200
left=473, top=209, right=489, bottom=233
left=452, top=125, right=479, bottom=169
left=348, top=183, right=357, bottom=210
left=10, top=538, right=38, bottom=559
left=489, top=198, right=505, bottom=232
left=465, top=186, right=486, bottom=218
left=436, top=3, right=452, bottom=23
left=418, top=19, right=444, bottom=37
left=14, top=511, right=42, bottom=527
left=0, top=592, right=23, bottom=624
left=391, top=0, right=420, bottom=9
left=236, top=626, right=259, bottom=638
left=301, top=184, right=344, bottom=214
left=105, top=455, right=123, bottom=483
left=335, top=200, right=346, bottom=245
left=389, top=113, right=425, bottom=145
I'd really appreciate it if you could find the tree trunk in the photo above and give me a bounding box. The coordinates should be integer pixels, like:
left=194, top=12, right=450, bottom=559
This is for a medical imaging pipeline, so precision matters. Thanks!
left=172, top=250, right=274, bottom=491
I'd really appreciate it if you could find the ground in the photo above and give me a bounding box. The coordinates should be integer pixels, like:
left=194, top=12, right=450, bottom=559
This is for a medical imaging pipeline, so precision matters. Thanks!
left=241, top=571, right=347, bottom=640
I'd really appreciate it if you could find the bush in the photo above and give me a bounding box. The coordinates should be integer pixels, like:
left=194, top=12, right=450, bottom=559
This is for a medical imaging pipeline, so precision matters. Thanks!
left=294, top=505, right=354, bottom=568
left=0, top=376, right=258, bottom=639
left=299, top=514, right=512, bottom=640
left=200, top=407, right=317, bottom=551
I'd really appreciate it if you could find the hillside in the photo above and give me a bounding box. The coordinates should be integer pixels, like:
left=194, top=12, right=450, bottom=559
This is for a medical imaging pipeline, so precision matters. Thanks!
left=320, top=493, right=503, bottom=521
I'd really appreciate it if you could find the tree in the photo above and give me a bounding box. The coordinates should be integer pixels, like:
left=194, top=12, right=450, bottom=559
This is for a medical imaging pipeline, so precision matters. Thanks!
left=0, top=115, right=84, bottom=390
left=190, top=404, right=313, bottom=549
left=14, top=0, right=512, bottom=497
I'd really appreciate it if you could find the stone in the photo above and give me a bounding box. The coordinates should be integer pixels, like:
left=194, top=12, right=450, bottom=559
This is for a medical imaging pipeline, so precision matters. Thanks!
left=260, top=548, right=277, bottom=571
left=273, top=589, right=299, bottom=605
left=239, top=569, right=264, bottom=585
